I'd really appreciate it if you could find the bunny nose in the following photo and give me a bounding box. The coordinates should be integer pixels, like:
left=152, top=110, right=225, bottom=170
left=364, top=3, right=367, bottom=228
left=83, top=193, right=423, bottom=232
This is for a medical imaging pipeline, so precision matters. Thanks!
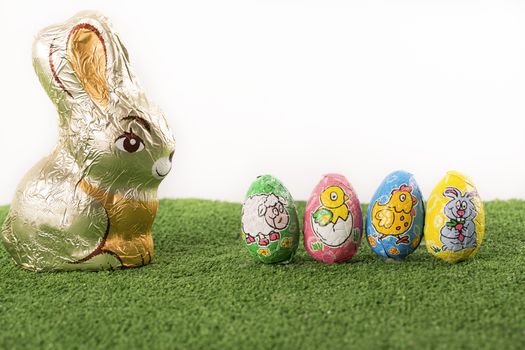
left=457, top=210, right=465, bottom=217
left=152, top=156, right=172, bottom=180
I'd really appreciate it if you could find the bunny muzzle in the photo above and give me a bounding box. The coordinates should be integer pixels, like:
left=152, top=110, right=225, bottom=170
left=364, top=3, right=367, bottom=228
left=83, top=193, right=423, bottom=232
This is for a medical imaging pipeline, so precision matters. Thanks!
left=152, top=151, right=175, bottom=179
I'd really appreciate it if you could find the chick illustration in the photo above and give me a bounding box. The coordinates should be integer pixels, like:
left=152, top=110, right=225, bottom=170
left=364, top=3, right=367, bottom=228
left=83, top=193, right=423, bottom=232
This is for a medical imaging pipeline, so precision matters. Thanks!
left=371, top=184, right=417, bottom=244
left=313, top=186, right=349, bottom=226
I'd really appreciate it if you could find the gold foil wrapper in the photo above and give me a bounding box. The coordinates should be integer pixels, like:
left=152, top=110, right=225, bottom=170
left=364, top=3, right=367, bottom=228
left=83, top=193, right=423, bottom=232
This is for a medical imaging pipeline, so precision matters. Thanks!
left=2, top=11, right=175, bottom=271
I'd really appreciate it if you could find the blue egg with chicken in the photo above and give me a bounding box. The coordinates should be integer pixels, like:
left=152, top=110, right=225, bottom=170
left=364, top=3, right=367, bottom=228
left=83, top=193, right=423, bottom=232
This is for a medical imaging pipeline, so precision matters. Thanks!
left=365, top=170, right=425, bottom=260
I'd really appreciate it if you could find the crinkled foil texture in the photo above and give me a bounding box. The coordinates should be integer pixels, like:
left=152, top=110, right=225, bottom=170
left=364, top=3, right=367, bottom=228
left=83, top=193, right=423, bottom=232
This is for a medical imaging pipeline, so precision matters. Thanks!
left=2, top=11, right=175, bottom=271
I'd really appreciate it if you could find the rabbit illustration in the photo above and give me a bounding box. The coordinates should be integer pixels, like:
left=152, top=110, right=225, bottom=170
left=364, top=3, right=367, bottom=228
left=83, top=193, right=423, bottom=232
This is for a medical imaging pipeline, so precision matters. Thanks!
left=1, top=12, right=175, bottom=271
left=440, top=187, right=478, bottom=252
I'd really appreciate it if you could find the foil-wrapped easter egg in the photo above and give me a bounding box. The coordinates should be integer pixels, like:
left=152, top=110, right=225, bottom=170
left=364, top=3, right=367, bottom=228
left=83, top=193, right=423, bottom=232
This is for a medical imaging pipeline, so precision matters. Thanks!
left=424, top=171, right=485, bottom=263
left=303, top=174, right=362, bottom=263
left=1, top=12, right=175, bottom=271
left=365, top=170, right=425, bottom=260
left=241, top=175, right=300, bottom=263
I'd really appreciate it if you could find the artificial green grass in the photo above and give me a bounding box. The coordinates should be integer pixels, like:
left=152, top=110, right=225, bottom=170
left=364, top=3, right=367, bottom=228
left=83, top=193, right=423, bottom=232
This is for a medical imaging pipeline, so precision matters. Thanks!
left=0, top=199, right=524, bottom=350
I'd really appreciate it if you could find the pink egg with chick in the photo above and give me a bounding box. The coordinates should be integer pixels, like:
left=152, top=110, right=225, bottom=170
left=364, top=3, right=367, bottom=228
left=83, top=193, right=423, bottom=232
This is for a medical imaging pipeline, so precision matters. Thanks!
left=304, top=174, right=363, bottom=263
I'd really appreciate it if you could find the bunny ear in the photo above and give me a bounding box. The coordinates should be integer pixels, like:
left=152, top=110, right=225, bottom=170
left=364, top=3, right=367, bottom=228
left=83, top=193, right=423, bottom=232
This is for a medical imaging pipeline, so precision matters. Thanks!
left=66, top=23, right=109, bottom=108
left=466, top=191, right=478, bottom=199
left=443, top=187, right=459, bottom=199
left=33, top=12, right=139, bottom=116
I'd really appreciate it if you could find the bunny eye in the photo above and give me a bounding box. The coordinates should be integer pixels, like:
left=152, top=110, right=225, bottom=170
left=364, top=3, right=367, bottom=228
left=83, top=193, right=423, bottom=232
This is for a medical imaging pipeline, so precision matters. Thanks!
left=115, top=130, right=145, bottom=153
left=461, top=201, right=467, bottom=210
left=455, top=201, right=461, bottom=209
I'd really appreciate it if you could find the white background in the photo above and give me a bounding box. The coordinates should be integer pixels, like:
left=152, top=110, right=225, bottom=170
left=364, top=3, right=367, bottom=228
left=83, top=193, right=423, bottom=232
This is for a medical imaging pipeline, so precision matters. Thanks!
left=0, top=0, right=524, bottom=204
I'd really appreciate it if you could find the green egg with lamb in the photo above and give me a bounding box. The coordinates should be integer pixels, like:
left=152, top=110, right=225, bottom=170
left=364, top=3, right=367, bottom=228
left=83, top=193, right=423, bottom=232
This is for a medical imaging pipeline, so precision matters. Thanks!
left=241, top=175, right=299, bottom=264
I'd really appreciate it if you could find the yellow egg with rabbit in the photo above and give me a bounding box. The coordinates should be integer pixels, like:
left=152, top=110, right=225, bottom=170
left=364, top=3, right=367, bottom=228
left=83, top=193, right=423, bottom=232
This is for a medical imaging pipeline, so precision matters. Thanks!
left=424, top=171, right=485, bottom=263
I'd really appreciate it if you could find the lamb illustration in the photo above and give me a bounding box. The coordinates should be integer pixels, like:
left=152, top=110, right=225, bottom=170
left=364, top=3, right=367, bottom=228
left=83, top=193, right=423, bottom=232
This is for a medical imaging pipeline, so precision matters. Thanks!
left=241, top=194, right=290, bottom=246
left=440, top=187, right=478, bottom=252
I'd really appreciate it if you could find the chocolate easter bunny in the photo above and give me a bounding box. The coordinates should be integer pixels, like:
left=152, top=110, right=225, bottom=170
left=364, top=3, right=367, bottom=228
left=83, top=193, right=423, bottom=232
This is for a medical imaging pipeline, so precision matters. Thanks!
left=2, top=11, right=175, bottom=271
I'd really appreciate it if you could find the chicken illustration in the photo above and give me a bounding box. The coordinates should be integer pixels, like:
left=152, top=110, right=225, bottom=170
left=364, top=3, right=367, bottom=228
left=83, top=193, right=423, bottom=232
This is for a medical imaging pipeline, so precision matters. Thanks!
left=313, top=186, right=349, bottom=225
left=371, top=184, right=417, bottom=244
left=311, top=186, right=353, bottom=248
